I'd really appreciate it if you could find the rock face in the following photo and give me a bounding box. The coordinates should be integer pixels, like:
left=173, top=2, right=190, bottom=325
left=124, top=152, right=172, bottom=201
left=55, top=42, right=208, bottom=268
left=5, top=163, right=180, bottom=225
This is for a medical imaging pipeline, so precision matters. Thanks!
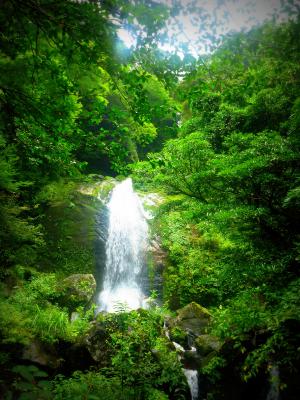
left=37, top=176, right=119, bottom=280
left=22, top=340, right=61, bottom=369
left=149, top=235, right=167, bottom=268
left=38, top=179, right=104, bottom=275
left=61, top=274, right=96, bottom=309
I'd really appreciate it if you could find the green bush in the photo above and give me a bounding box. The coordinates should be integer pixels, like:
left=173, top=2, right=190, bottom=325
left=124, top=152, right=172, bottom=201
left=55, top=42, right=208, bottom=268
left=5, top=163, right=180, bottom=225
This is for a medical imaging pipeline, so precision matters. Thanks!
left=0, top=272, right=93, bottom=345
left=53, top=371, right=134, bottom=400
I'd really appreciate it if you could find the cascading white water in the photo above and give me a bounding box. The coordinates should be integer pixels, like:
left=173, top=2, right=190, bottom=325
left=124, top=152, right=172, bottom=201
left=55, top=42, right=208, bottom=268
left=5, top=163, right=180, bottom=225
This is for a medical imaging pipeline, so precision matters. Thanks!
left=163, top=323, right=199, bottom=400
left=98, top=178, right=148, bottom=312
left=266, top=365, right=280, bottom=400
left=184, top=369, right=199, bottom=400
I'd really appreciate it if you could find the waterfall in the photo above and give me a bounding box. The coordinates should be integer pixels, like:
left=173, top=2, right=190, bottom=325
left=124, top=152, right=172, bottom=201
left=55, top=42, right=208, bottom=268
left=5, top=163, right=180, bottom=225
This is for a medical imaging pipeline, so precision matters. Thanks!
left=171, top=341, right=199, bottom=399
left=266, top=365, right=280, bottom=400
left=184, top=369, right=199, bottom=400
left=97, top=178, right=148, bottom=312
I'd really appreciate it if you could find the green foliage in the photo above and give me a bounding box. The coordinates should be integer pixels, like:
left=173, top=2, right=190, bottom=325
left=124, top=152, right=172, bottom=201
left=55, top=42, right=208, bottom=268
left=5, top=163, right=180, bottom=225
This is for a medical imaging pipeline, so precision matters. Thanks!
left=99, top=309, right=187, bottom=399
left=169, top=326, right=187, bottom=346
left=53, top=371, right=134, bottom=400
left=0, top=272, right=93, bottom=346
left=30, top=305, right=70, bottom=343
left=1, top=2, right=300, bottom=399
left=0, top=0, right=176, bottom=280
left=133, top=17, right=300, bottom=395
left=201, top=356, right=227, bottom=383
left=0, top=295, right=33, bottom=345
left=132, top=121, right=158, bottom=147
left=53, top=370, right=170, bottom=400
left=35, top=180, right=78, bottom=207
left=11, top=365, right=51, bottom=400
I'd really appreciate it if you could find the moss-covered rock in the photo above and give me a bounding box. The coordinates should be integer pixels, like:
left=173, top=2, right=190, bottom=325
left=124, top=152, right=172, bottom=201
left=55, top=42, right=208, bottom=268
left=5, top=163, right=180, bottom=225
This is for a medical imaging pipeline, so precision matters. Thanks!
left=95, top=177, right=117, bottom=203
left=195, top=334, right=222, bottom=357
left=60, top=274, right=96, bottom=310
left=78, top=176, right=118, bottom=203
left=169, top=302, right=211, bottom=337
left=38, top=182, right=103, bottom=275
left=36, top=176, right=119, bottom=278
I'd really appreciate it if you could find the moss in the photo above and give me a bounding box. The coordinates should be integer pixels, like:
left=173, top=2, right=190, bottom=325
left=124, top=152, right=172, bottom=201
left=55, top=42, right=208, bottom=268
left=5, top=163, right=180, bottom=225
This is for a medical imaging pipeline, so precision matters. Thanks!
left=177, top=302, right=211, bottom=321
left=59, top=274, right=96, bottom=310
left=195, top=334, right=222, bottom=356
left=37, top=182, right=104, bottom=276
left=168, top=302, right=212, bottom=337
left=96, top=177, right=117, bottom=202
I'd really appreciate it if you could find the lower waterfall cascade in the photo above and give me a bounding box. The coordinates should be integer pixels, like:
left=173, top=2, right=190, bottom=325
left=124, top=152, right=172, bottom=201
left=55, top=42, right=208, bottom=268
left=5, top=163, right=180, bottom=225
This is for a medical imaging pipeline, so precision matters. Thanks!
left=184, top=369, right=199, bottom=400
left=164, top=323, right=199, bottom=400
left=97, top=178, right=148, bottom=312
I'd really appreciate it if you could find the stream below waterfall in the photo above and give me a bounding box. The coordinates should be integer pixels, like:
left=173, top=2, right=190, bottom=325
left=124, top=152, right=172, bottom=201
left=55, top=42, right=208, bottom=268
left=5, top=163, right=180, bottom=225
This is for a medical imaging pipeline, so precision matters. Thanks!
left=164, top=323, right=199, bottom=399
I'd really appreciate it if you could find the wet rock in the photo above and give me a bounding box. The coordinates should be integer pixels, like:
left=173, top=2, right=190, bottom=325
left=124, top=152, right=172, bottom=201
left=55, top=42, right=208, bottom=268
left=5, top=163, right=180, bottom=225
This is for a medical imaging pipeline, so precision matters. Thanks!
left=96, top=177, right=118, bottom=203
left=60, top=274, right=96, bottom=309
left=182, top=348, right=202, bottom=370
left=77, top=177, right=112, bottom=199
left=164, top=303, right=216, bottom=383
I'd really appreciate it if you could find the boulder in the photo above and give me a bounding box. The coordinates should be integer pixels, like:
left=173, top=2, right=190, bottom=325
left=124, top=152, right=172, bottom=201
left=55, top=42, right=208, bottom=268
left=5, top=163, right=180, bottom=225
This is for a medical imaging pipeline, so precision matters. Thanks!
left=168, top=302, right=211, bottom=338
left=195, top=334, right=222, bottom=357
left=60, top=274, right=96, bottom=309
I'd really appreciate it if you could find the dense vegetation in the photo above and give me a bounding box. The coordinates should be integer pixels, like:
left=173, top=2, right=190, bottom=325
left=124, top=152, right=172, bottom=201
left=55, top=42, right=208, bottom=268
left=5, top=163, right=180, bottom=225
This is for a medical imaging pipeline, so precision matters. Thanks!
left=133, top=16, right=300, bottom=398
left=1, top=0, right=300, bottom=399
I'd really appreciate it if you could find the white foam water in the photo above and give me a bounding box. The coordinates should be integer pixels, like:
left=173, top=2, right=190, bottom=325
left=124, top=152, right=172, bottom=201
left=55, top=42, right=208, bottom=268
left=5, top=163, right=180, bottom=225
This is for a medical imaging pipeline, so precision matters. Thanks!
left=183, top=369, right=199, bottom=400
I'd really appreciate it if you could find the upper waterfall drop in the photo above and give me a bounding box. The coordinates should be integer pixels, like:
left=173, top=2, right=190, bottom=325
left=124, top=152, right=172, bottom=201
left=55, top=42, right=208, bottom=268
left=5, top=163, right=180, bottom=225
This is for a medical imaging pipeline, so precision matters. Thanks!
left=98, top=178, right=149, bottom=312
